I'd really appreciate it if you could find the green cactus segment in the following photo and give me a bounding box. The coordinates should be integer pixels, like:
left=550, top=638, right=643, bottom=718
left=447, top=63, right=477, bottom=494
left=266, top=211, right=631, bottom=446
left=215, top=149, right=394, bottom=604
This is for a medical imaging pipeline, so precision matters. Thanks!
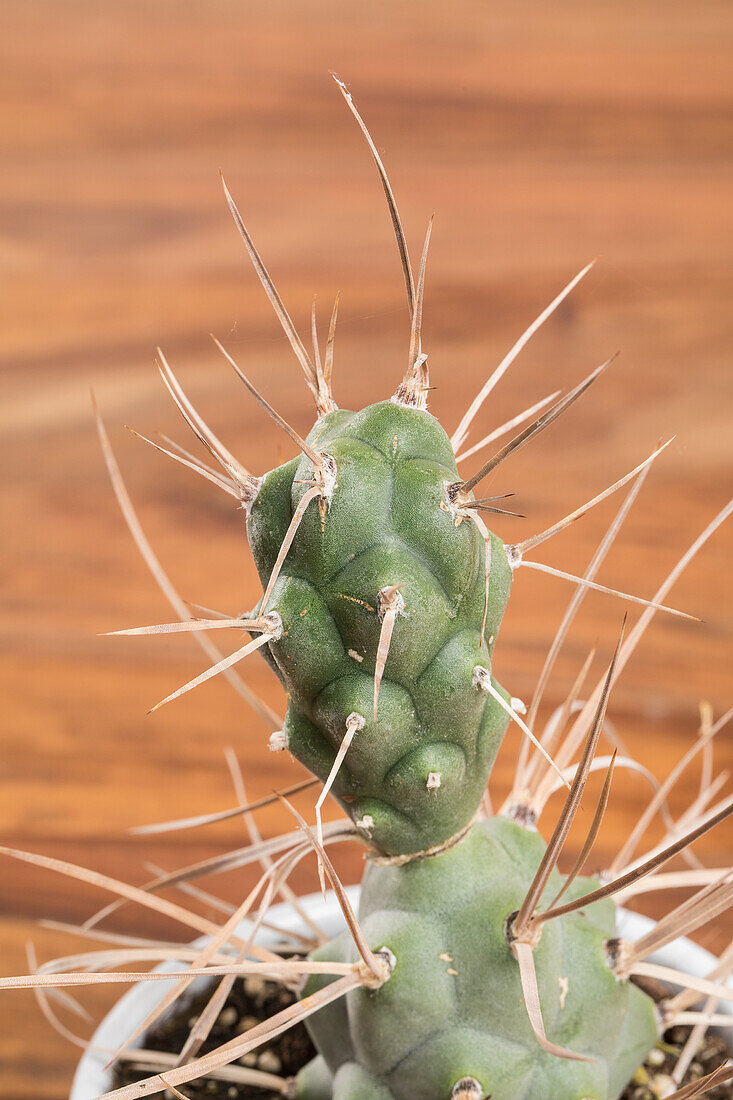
left=247, top=401, right=513, bottom=856
left=298, top=817, right=657, bottom=1100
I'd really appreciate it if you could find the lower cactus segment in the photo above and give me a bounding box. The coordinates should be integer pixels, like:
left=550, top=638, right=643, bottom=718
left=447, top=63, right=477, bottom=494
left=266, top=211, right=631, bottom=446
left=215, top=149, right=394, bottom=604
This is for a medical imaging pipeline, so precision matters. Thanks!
left=298, top=817, right=657, bottom=1100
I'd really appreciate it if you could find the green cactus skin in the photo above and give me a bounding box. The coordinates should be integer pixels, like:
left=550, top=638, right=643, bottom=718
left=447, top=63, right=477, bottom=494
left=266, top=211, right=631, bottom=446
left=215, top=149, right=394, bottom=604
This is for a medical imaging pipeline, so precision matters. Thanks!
left=247, top=400, right=513, bottom=857
left=297, top=817, right=658, bottom=1100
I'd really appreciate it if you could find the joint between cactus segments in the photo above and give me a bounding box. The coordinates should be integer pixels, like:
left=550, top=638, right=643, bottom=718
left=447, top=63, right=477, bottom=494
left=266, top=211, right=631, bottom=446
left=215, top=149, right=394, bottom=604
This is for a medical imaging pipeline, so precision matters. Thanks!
left=367, top=821, right=472, bottom=866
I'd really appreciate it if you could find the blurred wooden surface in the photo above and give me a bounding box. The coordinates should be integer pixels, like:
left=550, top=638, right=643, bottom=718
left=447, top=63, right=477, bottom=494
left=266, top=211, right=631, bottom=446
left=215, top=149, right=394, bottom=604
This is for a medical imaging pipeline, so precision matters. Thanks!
left=1, top=1, right=732, bottom=1095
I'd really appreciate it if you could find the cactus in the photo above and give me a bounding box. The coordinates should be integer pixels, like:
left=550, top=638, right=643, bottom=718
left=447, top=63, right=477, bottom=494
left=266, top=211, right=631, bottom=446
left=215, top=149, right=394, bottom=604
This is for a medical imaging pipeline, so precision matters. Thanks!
left=2, top=79, right=732, bottom=1100
left=247, top=396, right=514, bottom=858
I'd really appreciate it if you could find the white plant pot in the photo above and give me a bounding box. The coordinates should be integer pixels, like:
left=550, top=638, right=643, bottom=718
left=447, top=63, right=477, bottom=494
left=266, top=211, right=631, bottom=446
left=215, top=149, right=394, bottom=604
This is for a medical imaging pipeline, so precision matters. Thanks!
left=71, top=890, right=731, bottom=1099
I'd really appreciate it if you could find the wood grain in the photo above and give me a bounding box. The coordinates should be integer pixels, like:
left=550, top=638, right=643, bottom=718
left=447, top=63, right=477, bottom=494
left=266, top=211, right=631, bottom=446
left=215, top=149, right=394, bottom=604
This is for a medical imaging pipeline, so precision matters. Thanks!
left=1, top=2, right=732, bottom=1095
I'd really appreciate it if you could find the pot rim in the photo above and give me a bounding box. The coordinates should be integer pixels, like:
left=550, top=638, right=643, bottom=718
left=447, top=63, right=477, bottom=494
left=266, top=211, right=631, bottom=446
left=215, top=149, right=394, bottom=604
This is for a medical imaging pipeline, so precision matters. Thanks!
left=70, top=889, right=732, bottom=1099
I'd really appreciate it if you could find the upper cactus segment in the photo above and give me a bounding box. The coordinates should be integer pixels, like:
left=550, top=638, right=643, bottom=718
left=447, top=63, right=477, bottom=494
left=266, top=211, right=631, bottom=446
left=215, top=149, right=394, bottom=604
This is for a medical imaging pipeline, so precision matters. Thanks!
left=114, top=86, right=619, bottom=852
left=247, top=399, right=512, bottom=856
left=115, top=83, right=648, bottom=856
left=115, top=86, right=671, bottom=854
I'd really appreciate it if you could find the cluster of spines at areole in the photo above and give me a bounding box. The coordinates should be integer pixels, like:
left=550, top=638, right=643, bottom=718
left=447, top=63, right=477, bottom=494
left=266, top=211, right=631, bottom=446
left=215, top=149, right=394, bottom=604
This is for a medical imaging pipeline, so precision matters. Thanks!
left=0, top=76, right=731, bottom=1100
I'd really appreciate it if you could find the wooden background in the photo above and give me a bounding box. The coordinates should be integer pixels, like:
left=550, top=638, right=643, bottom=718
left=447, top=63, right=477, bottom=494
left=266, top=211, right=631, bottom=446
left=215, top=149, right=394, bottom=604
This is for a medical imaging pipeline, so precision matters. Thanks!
left=1, top=2, right=732, bottom=1095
